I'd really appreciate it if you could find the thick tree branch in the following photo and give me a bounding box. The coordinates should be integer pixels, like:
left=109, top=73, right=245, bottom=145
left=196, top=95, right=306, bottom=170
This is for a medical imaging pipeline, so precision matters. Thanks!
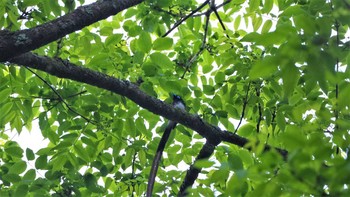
left=0, top=0, right=144, bottom=62
left=9, top=52, right=288, bottom=159
left=178, top=141, right=217, bottom=196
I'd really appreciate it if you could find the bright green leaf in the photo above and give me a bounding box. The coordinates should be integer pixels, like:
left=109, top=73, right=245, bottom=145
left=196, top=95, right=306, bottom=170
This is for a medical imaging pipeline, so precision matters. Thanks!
left=9, top=161, right=27, bottom=174
left=137, top=31, right=152, bottom=53
left=150, top=52, right=173, bottom=67
left=237, top=124, right=255, bottom=137
left=153, top=37, right=173, bottom=50
left=261, top=20, right=272, bottom=33
left=5, top=146, right=23, bottom=158
left=249, top=56, right=279, bottom=79
left=194, top=159, right=215, bottom=168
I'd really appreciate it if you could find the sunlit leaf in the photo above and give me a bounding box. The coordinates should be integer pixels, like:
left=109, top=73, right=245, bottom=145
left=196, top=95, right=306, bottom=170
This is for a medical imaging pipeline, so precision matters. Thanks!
left=153, top=37, right=173, bottom=50
left=137, top=31, right=152, bottom=53
left=150, top=52, right=173, bottom=67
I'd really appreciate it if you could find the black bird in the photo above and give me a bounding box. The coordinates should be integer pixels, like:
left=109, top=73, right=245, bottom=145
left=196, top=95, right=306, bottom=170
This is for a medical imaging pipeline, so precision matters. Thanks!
left=147, top=94, right=186, bottom=197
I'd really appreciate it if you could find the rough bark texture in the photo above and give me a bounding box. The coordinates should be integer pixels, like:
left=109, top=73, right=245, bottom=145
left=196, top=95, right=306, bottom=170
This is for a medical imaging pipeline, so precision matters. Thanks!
left=0, top=0, right=144, bottom=62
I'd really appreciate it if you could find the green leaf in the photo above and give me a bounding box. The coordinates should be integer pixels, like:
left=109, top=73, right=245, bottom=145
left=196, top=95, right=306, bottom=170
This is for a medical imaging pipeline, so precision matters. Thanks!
left=194, top=159, right=215, bottom=168
left=234, top=15, right=241, bottom=30
left=0, top=102, right=13, bottom=122
left=15, top=184, right=28, bottom=197
left=51, top=155, right=67, bottom=171
left=35, top=155, right=48, bottom=169
left=282, top=64, right=299, bottom=99
left=138, top=149, right=147, bottom=166
left=137, top=31, right=152, bottom=53
left=136, top=117, right=147, bottom=134
left=261, top=20, right=272, bottom=33
left=23, top=169, right=36, bottom=181
left=140, top=82, right=158, bottom=97
left=150, top=52, right=173, bottom=67
left=249, top=56, right=278, bottom=79
left=203, top=64, right=213, bottom=74
left=100, top=26, right=113, bottom=36
left=153, top=37, right=173, bottom=50
left=276, top=110, right=286, bottom=131
left=253, top=16, right=262, bottom=32
left=2, top=173, right=21, bottom=183
left=228, top=153, right=243, bottom=170
left=262, top=0, right=273, bottom=13
left=142, top=62, right=158, bottom=77
left=160, top=80, right=182, bottom=93
left=248, top=0, right=260, bottom=12
left=211, top=169, right=230, bottom=182
left=84, top=173, right=105, bottom=193
left=216, top=110, right=228, bottom=118
left=338, top=83, right=350, bottom=109
left=293, top=14, right=316, bottom=35
left=74, top=143, right=90, bottom=162
left=226, top=172, right=248, bottom=195
left=279, top=125, right=306, bottom=149
left=242, top=32, right=286, bottom=46
left=237, top=124, right=255, bottom=137
left=203, top=85, right=215, bottom=95
left=0, top=88, right=11, bottom=104
left=5, top=146, right=23, bottom=158
left=9, top=161, right=27, bottom=174
left=105, top=34, right=123, bottom=46
left=214, top=71, right=225, bottom=84
left=23, top=0, right=41, bottom=7
left=49, top=0, right=61, bottom=16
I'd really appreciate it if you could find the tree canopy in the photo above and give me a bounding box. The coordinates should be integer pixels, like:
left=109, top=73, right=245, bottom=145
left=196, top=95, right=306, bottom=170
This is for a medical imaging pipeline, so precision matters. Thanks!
left=0, top=0, right=350, bottom=196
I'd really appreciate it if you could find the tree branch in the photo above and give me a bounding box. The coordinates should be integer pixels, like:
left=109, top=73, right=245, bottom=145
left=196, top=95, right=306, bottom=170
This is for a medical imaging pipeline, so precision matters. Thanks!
left=25, top=67, right=93, bottom=123
left=162, top=0, right=210, bottom=37
left=234, top=82, right=251, bottom=133
left=9, top=52, right=288, bottom=158
left=178, top=141, right=217, bottom=196
left=0, top=0, right=145, bottom=62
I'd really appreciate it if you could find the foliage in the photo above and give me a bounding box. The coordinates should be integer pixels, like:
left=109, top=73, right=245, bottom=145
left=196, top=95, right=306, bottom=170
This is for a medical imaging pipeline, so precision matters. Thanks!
left=0, top=0, right=350, bottom=196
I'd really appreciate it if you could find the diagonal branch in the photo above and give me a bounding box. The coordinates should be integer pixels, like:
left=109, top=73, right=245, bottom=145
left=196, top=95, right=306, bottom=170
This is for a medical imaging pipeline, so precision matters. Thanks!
left=234, top=82, right=251, bottom=133
left=162, top=0, right=210, bottom=37
left=0, top=0, right=145, bottom=61
left=178, top=141, right=217, bottom=196
left=9, top=52, right=288, bottom=159
left=25, top=67, right=93, bottom=123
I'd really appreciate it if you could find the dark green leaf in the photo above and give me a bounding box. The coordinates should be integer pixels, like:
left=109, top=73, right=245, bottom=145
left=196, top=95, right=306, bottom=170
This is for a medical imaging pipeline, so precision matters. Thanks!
left=35, top=155, right=48, bottom=169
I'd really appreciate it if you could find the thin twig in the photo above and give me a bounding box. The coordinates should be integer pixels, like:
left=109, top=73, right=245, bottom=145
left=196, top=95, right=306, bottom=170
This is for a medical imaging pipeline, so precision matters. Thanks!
left=131, top=152, right=137, bottom=197
left=210, top=0, right=230, bottom=38
left=216, top=0, right=232, bottom=9
left=180, top=8, right=210, bottom=78
left=234, top=82, right=251, bottom=134
left=25, top=67, right=93, bottom=123
left=255, top=83, right=262, bottom=133
left=152, top=6, right=179, bottom=17
left=162, top=0, right=210, bottom=37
